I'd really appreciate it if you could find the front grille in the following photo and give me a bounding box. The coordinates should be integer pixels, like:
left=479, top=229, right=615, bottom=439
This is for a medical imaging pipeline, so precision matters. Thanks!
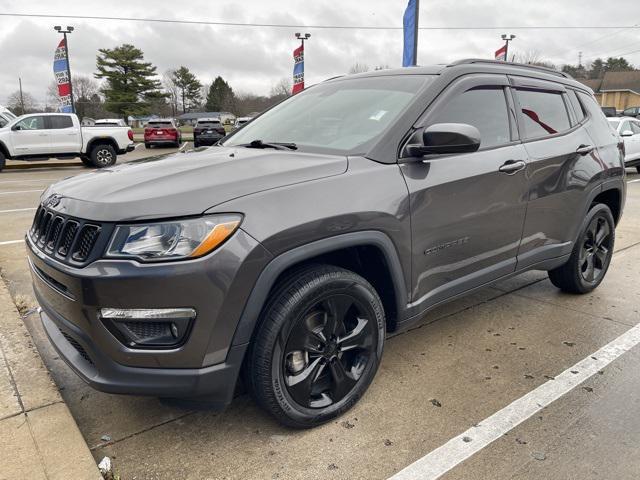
left=29, top=205, right=108, bottom=267
left=59, top=330, right=94, bottom=366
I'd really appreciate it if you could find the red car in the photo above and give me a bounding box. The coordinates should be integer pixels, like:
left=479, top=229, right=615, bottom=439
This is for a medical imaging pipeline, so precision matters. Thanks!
left=144, top=119, right=182, bottom=148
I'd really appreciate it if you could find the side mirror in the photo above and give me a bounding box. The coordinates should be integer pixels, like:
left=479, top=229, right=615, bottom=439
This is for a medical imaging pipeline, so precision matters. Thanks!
left=621, top=130, right=634, bottom=137
left=406, top=123, right=481, bottom=158
left=12, top=124, right=22, bottom=131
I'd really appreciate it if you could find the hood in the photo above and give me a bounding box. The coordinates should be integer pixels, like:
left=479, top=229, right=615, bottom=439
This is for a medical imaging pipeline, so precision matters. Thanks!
left=44, top=147, right=347, bottom=221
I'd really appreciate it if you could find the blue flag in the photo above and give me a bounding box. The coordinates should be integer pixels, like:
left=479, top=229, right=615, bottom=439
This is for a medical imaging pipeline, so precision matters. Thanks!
left=403, top=0, right=418, bottom=67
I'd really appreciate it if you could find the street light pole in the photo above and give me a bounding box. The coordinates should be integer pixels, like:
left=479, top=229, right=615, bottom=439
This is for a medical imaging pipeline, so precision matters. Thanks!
left=501, top=34, right=516, bottom=62
left=54, top=25, right=75, bottom=114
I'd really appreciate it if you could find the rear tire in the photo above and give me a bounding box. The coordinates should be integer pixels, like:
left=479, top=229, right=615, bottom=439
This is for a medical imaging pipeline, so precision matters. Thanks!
left=145, top=142, right=151, bottom=149
left=0, top=151, right=5, bottom=172
left=90, top=144, right=117, bottom=168
left=548, top=203, right=615, bottom=294
left=636, top=166, right=640, bottom=174
left=246, top=265, right=385, bottom=428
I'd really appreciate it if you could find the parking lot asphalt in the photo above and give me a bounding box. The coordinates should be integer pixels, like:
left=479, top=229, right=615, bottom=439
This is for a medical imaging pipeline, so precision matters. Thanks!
left=0, top=155, right=639, bottom=479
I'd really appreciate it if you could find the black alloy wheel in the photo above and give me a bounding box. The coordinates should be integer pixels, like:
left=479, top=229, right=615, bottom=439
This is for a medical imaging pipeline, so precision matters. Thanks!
left=579, top=215, right=612, bottom=284
left=247, top=265, right=385, bottom=428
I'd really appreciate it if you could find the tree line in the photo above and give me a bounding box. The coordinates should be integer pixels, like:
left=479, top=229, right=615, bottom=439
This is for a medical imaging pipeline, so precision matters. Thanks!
left=8, top=43, right=291, bottom=121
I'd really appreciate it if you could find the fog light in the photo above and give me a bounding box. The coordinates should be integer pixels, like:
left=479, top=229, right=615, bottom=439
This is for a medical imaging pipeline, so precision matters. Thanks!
left=99, top=308, right=196, bottom=348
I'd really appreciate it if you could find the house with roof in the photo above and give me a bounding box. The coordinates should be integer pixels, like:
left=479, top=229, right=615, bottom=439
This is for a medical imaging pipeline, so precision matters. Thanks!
left=577, top=71, right=640, bottom=111
left=176, top=111, right=236, bottom=126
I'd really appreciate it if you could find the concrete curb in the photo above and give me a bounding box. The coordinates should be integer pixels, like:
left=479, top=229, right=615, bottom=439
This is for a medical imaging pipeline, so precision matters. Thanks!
left=0, top=281, right=102, bottom=479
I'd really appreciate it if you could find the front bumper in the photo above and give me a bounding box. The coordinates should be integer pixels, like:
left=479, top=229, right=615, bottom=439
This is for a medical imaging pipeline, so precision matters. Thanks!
left=27, top=229, right=271, bottom=402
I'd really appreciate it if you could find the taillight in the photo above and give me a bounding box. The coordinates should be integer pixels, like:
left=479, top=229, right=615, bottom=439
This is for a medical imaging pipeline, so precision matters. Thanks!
left=216, top=128, right=226, bottom=135
left=127, top=129, right=134, bottom=141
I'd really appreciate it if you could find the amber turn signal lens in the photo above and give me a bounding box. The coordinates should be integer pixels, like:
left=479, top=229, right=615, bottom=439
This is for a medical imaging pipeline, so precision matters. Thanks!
left=189, top=221, right=240, bottom=258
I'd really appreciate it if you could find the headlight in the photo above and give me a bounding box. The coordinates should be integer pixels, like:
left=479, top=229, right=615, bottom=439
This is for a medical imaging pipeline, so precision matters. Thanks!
left=106, top=214, right=242, bottom=262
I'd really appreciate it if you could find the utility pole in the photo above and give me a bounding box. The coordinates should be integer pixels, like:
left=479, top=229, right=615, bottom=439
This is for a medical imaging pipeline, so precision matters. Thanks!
left=501, top=34, right=516, bottom=62
left=18, top=78, right=25, bottom=115
left=53, top=25, right=75, bottom=114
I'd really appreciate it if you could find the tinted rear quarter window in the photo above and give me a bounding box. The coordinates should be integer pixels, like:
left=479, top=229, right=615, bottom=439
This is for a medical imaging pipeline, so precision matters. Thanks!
left=48, top=116, right=73, bottom=129
left=567, top=90, right=586, bottom=123
left=517, top=89, right=571, bottom=139
left=430, top=87, right=510, bottom=149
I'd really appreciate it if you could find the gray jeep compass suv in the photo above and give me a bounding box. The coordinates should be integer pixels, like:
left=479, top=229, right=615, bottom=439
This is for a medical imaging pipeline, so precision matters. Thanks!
left=27, top=60, right=625, bottom=428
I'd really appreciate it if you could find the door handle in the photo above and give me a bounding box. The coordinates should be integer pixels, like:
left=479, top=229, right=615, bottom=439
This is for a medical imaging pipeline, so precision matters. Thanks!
left=499, top=160, right=526, bottom=174
left=576, top=144, right=595, bottom=155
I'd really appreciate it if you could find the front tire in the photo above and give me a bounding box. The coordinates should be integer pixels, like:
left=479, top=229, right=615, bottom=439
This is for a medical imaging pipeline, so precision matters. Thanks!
left=0, top=151, right=5, bottom=172
left=90, top=144, right=117, bottom=168
left=636, top=166, right=640, bottom=174
left=548, top=203, right=615, bottom=293
left=246, top=265, right=385, bottom=428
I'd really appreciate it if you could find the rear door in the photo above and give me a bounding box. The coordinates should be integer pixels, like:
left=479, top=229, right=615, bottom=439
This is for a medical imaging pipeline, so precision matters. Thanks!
left=400, top=74, right=529, bottom=310
left=512, top=78, right=605, bottom=268
left=9, top=115, right=49, bottom=156
left=628, top=121, right=640, bottom=161
left=45, top=115, right=80, bottom=154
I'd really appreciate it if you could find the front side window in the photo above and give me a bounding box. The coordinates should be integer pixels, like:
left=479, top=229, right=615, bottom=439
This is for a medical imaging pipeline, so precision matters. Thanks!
left=223, top=75, right=432, bottom=155
left=14, top=116, right=45, bottom=130
left=48, top=116, right=73, bottom=129
left=516, top=89, right=571, bottom=139
left=429, top=87, right=510, bottom=149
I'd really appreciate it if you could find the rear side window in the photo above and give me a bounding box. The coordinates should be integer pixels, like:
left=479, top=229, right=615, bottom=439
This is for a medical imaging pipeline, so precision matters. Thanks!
left=516, top=89, right=571, bottom=139
left=48, top=116, right=73, bottom=129
left=620, top=120, right=632, bottom=134
left=430, top=87, right=511, bottom=149
left=567, top=90, right=586, bottom=123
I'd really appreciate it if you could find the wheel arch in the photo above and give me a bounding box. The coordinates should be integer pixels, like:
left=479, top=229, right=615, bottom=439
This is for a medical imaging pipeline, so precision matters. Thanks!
left=87, top=136, right=118, bottom=153
left=592, top=185, right=622, bottom=225
left=231, top=231, right=408, bottom=347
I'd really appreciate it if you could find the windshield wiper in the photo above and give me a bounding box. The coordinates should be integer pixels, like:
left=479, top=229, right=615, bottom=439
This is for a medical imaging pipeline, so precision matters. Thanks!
left=241, top=139, right=298, bottom=150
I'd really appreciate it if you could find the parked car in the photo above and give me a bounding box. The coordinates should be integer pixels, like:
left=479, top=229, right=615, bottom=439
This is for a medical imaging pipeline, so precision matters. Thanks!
left=95, top=118, right=127, bottom=127
left=0, top=113, right=134, bottom=172
left=193, top=118, right=226, bottom=147
left=28, top=59, right=625, bottom=428
left=608, top=116, right=640, bottom=172
left=601, top=106, right=618, bottom=117
left=144, top=119, right=182, bottom=148
left=234, top=116, right=253, bottom=129
left=622, top=106, right=640, bottom=118
left=0, top=104, right=17, bottom=129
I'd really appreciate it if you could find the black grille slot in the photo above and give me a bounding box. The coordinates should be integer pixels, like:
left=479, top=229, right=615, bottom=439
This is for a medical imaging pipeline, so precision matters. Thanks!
left=72, top=225, right=100, bottom=262
left=57, top=221, right=79, bottom=257
left=45, top=217, right=64, bottom=252
left=31, top=207, right=44, bottom=237
left=59, top=330, right=94, bottom=365
left=37, top=212, right=53, bottom=247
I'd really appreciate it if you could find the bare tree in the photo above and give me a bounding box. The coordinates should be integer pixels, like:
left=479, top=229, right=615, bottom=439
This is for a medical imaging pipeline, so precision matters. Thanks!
left=162, top=70, right=180, bottom=116
left=512, top=50, right=557, bottom=69
left=349, top=62, right=370, bottom=74
left=270, top=78, right=292, bottom=98
left=7, top=90, right=37, bottom=115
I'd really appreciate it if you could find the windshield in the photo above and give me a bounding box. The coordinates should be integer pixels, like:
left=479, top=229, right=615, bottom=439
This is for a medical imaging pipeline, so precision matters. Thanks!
left=147, top=121, right=173, bottom=128
left=197, top=121, right=220, bottom=127
left=222, top=75, right=431, bottom=154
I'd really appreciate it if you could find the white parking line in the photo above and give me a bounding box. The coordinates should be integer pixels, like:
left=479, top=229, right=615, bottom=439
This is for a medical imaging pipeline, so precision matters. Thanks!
left=0, top=189, right=42, bottom=195
left=0, top=240, right=23, bottom=246
left=0, top=178, right=58, bottom=185
left=135, top=143, right=145, bottom=150
left=179, top=142, right=189, bottom=152
left=0, top=207, right=37, bottom=214
left=389, top=322, right=640, bottom=480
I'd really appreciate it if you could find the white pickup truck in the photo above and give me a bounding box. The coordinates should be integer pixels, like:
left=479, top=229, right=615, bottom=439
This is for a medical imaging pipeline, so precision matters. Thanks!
left=0, top=112, right=135, bottom=172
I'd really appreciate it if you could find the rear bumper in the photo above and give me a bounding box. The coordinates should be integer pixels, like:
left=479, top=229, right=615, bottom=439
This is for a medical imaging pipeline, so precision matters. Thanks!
left=40, top=305, right=246, bottom=405
left=145, top=139, right=179, bottom=145
left=194, top=135, right=224, bottom=145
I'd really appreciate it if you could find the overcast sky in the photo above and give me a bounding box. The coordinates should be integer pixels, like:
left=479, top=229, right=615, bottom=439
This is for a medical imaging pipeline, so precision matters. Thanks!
left=1, top=0, right=640, bottom=108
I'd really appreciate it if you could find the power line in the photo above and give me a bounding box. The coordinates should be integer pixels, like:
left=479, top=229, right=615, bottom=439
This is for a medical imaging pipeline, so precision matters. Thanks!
left=0, top=12, right=639, bottom=30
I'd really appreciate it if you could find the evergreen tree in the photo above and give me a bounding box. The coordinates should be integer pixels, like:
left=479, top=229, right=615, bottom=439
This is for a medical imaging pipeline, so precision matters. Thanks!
left=205, top=76, right=235, bottom=112
left=94, top=44, right=164, bottom=121
left=172, top=66, right=202, bottom=113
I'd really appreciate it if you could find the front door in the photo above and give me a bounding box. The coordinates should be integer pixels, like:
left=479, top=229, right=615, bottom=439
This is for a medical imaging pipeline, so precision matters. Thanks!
left=400, top=74, right=529, bottom=313
left=10, top=115, right=49, bottom=156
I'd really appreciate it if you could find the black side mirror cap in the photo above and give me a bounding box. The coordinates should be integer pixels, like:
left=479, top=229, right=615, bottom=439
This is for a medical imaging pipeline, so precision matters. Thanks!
left=11, top=125, right=21, bottom=131
left=405, top=123, right=481, bottom=158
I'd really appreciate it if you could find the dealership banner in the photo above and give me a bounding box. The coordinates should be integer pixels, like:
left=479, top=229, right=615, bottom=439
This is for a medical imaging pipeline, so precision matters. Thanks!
left=402, top=0, right=418, bottom=67
left=292, top=43, right=304, bottom=95
left=495, top=43, right=507, bottom=61
left=53, top=39, right=73, bottom=112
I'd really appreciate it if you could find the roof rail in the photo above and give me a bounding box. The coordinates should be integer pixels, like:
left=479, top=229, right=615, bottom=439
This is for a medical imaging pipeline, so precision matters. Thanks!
left=449, top=59, right=572, bottom=79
